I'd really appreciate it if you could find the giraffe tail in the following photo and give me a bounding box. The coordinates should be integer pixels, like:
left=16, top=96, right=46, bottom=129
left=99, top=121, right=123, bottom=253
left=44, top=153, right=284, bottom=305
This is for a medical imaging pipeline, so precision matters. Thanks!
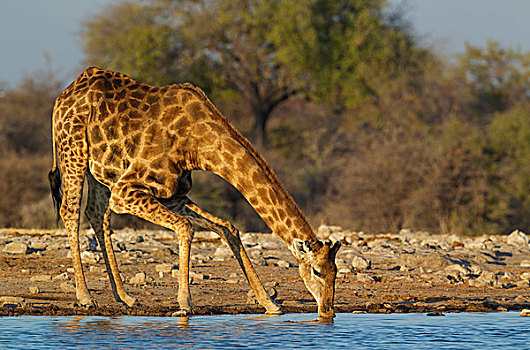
left=48, top=107, right=62, bottom=223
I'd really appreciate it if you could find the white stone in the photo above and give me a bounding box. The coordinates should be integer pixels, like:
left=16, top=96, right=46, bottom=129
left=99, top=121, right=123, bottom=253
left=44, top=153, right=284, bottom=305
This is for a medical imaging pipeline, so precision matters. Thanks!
left=155, top=263, right=174, bottom=273
left=507, top=230, right=529, bottom=246
left=521, top=260, right=530, bottom=267
left=3, top=242, right=28, bottom=254
left=29, top=286, right=39, bottom=294
left=89, top=266, right=105, bottom=274
left=213, top=246, right=232, bottom=260
left=276, top=260, right=291, bottom=268
left=190, top=272, right=209, bottom=280
left=194, top=231, right=218, bottom=240
left=351, top=256, right=371, bottom=270
left=355, top=273, right=375, bottom=282
left=60, top=281, right=76, bottom=293
left=30, top=274, right=52, bottom=282
left=316, top=225, right=343, bottom=239
left=81, top=251, right=100, bottom=264
left=0, top=296, right=24, bottom=307
left=444, top=264, right=471, bottom=277
left=520, top=309, right=530, bottom=317
left=338, top=267, right=352, bottom=275
left=130, top=272, right=147, bottom=284
left=520, top=272, right=530, bottom=280
left=53, top=272, right=70, bottom=280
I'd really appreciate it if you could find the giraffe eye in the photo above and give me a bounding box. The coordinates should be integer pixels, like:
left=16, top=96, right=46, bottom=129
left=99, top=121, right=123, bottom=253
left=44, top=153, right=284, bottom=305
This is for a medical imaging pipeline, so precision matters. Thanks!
left=312, top=267, right=322, bottom=278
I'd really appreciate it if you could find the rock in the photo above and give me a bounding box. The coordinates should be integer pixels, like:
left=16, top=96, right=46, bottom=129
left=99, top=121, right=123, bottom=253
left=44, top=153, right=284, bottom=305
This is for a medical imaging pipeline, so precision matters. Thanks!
left=475, top=271, right=496, bottom=286
left=338, top=267, right=352, bottom=275
left=444, top=264, right=471, bottom=277
left=152, top=230, right=177, bottom=241
left=507, top=230, right=529, bottom=246
left=246, top=290, right=259, bottom=304
left=520, top=272, right=530, bottom=280
left=3, top=242, right=28, bottom=254
left=30, top=274, right=52, bottom=282
left=426, top=312, right=445, bottom=316
left=399, top=252, right=463, bottom=271
left=355, top=273, right=375, bottom=282
left=90, top=266, right=105, bottom=274
left=520, top=309, right=530, bottom=317
left=520, top=260, right=530, bottom=267
left=116, top=242, right=127, bottom=251
left=276, top=260, right=291, bottom=268
left=60, top=281, right=76, bottom=293
left=515, top=280, right=530, bottom=288
left=29, top=286, right=39, bottom=294
left=171, top=269, right=179, bottom=278
left=155, top=263, right=174, bottom=273
left=464, top=240, right=487, bottom=250
left=329, top=231, right=347, bottom=243
left=316, top=225, right=343, bottom=240
left=194, top=231, right=218, bottom=240
left=189, top=272, right=209, bottom=280
left=0, top=296, right=25, bottom=307
left=213, top=246, right=232, bottom=260
left=469, top=265, right=483, bottom=276
left=53, top=272, right=70, bottom=280
left=80, top=251, right=100, bottom=264
left=246, top=287, right=278, bottom=304
left=252, top=256, right=267, bottom=266
left=130, top=272, right=147, bottom=285
left=351, top=256, right=371, bottom=270
left=265, top=281, right=279, bottom=288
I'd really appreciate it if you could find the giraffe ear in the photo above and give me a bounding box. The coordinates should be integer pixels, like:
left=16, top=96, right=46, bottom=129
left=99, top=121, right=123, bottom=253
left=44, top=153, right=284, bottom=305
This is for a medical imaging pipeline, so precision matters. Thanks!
left=292, top=238, right=308, bottom=259
left=329, top=241, right=341, bottom=260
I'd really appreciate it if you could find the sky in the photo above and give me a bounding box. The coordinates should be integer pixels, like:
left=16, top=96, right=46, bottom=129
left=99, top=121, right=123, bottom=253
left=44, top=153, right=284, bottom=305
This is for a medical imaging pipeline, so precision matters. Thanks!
left=0, top=0, right=529, bottom=87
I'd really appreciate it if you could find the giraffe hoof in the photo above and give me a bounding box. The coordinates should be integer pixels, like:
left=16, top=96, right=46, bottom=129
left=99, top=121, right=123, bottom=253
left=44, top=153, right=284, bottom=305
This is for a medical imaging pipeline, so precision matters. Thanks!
left=78, top=295, right=98, bottom=309
left=265, top=308, right=284, bottom=316
left=265, top=303, right=283, bottom=315
left=122, top=296, right=140, bottom=308
left=172, top=308, right=194, bottom=317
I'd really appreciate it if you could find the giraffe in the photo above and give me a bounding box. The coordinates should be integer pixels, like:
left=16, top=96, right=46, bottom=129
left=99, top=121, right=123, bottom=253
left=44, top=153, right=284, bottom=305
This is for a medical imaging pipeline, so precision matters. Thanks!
left=48, top=67, right=341, bottom=317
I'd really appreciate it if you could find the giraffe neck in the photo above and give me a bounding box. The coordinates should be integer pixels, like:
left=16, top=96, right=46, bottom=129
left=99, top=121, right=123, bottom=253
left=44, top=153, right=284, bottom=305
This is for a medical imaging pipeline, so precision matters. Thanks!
left=199, top=134, right=316, bottom=248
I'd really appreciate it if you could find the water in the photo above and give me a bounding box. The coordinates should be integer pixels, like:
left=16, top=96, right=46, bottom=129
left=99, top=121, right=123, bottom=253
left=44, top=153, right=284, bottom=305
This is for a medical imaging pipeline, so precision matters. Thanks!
left=0, top=313, right=528, bottom=349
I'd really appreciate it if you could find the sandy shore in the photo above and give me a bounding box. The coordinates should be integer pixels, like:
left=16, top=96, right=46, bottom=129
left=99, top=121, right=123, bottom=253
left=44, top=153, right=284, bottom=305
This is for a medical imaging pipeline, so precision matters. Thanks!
left=1, top=226, right=530, bottom=316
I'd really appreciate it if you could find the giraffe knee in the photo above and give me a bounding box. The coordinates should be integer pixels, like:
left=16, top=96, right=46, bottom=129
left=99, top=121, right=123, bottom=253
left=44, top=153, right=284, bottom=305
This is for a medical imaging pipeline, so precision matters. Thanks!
left=176, top=220, right=193, bottom=241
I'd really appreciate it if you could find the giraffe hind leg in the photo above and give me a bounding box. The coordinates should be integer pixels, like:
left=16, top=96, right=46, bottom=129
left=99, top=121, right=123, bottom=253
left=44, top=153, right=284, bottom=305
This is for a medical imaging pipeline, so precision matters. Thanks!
left=84, top=173, right=137, bottom=306
left=58, top=140, right=96, bottom=307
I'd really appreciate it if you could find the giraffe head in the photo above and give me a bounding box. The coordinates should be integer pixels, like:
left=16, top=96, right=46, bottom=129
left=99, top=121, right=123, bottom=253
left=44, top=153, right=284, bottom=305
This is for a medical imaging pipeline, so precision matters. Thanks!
left=292, top=238, right=341, bottom=318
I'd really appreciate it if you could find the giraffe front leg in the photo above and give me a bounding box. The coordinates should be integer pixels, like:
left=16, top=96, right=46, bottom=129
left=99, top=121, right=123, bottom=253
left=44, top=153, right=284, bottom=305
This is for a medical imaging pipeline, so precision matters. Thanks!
left=175, top=221, right=195, bottom=316
left=181, top=202, right=282, bottom=315
left=225, top=229, right=283, bottom=315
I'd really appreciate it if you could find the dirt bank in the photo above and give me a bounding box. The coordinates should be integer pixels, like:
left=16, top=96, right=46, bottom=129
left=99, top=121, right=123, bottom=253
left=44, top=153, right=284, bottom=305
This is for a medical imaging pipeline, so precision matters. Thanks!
left=1, top=227, right=530, bottom=316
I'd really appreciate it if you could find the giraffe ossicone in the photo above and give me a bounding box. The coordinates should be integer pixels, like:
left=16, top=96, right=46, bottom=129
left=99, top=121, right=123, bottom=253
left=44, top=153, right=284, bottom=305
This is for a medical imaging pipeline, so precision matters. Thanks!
left=48, top=67, right=340, bottom=317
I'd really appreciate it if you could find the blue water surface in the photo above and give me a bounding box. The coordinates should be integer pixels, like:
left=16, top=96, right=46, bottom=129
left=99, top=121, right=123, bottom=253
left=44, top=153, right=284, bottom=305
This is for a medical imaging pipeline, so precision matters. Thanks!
left=0, top=312, right=528, bottom=349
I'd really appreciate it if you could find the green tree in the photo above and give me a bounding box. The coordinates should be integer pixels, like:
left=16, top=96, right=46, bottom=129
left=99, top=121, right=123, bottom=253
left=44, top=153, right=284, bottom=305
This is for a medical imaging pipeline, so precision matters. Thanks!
left=455, top=40, right=530, bottom=115
left=485, top=104, right=530, bottom=232
left=267, top=0, right=425, bottom=113
left=82, top=0, right=421, bottom=146
left=82, top=1, right=180, bottom=86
